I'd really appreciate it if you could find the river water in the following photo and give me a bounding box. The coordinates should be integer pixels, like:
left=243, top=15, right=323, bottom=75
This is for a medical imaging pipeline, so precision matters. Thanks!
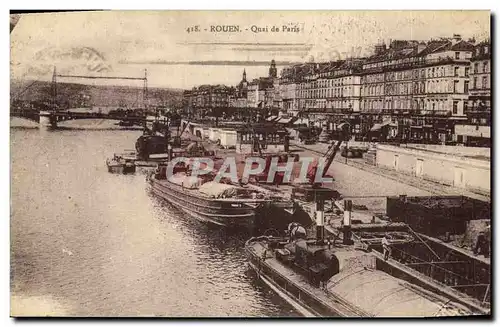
left=10, top=127, right=298, bottom=317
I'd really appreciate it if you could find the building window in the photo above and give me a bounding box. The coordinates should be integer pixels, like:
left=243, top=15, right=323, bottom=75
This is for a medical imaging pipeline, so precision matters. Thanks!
left=453, top=80, right=459, bottom=93
left=453, top=101, right=458, bottom=114
left=474, top=63, right=479, bottom=73
left=482, top=76, right=488, bottom=89
left=473, top=77, right=477, bottom=89
left=465, top=67, right=469, bottom=77
left=464, top=81, right=469, bottom=93
left=483, top=61, right=488, bottom=73
left=485, top=46, right=489, bottom=54
left=455, top=52, right=460, bottom=59
left=454, top=67, right=459, bottom=77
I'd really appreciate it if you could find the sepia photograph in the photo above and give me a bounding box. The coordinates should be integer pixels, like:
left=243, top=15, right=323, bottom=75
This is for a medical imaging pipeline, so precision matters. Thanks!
left=9, top=10, right=491, bottom=318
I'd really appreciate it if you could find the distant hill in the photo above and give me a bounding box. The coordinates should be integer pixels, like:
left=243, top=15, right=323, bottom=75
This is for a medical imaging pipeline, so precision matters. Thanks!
left=10, top=80, right=184, bottom=109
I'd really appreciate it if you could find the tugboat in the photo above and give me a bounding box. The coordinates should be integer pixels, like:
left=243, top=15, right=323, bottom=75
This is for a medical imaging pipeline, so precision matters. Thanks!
left=106, top=153, right=136, bottom=174
left=244, top=193, right=478, bottom=317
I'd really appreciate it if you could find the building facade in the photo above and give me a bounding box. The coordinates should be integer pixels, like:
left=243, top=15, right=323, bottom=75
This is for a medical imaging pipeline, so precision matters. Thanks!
left=183, top=85, right=235, bottom=109
left=468, top=40, right=491, bottom=122
left=183, top=35, right=490, bottom=146
left=454, top=40, right=491, bottom=146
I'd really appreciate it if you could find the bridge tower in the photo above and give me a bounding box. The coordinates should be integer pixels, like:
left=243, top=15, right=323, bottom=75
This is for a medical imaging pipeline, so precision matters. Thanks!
left=52, top=66, right=57, bottom=112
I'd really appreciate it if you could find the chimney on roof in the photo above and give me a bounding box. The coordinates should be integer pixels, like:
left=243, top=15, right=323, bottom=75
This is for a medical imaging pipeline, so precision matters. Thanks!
left=374, top=43, right=386, bottom=55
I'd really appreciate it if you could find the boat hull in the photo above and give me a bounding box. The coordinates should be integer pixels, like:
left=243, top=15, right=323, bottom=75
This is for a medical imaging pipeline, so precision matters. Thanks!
left=149, top=177, right=266, bottom=228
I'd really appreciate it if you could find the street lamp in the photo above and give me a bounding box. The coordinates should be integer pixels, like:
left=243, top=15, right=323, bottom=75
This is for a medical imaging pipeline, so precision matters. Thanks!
left=338, top=120, right=351, bottom=164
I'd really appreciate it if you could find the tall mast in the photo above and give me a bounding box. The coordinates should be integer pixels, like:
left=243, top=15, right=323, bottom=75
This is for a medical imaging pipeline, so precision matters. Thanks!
left=143, top=69, right=148, bottom=111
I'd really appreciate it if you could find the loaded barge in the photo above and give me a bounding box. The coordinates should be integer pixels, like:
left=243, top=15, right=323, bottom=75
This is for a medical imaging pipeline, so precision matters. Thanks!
left=148, top=160, right=273, bottom=228
left=331, top=205, right=490, bottom=312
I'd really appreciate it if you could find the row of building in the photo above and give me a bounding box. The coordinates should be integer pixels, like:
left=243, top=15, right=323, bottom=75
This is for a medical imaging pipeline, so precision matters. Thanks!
left=182, top=35, right=491, bottom=145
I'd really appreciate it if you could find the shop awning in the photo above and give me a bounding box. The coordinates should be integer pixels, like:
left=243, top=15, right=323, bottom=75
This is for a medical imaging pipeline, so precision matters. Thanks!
left=370, top=120, right=393, bottom=131
left=294, top=126, right=312, bottom=132
left=266, top=115, right=278, bottom=121
left=337, top=122, right=350, bottom=129
left=277, top=117, right=293, bottom=124
left=293, top=118, right=309, bottom=126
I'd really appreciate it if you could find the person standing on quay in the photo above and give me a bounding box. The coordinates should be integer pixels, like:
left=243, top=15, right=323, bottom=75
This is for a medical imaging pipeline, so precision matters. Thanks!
left=382, top=234, right=391, bottom=261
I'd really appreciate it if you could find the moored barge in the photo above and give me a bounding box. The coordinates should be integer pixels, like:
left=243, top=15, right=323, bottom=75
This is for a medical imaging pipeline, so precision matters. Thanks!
left=245, top=231, right=477, bottom=317
left=106, top=153, right=136, bottom=174
left=245, top=188, right=488, bottom=317
left=148, top=163, right=271, bottom=228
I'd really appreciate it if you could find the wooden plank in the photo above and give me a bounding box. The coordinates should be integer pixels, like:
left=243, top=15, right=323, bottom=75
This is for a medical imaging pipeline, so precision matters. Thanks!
left=450, top=284, right=490, bottom=289
left=406, top=261, right=468, bottom=266
left=417, top=233, right=491, bottom=265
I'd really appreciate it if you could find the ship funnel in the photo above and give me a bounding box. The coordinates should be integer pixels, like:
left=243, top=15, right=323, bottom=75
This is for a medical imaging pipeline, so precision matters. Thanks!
left=343, top=200, right=353, bottom=245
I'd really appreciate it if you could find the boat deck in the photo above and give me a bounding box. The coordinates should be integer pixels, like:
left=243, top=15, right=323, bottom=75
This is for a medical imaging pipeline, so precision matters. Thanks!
left=247, top=238, right=476, bottom=317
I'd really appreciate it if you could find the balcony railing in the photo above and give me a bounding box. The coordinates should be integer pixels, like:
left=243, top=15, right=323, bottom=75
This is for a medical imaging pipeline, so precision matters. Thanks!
left=361, top=56, right=467, bottom=74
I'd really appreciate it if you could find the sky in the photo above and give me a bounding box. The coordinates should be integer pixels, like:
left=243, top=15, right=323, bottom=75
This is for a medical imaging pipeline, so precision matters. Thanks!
left=10, top=10, right=490, bottom=90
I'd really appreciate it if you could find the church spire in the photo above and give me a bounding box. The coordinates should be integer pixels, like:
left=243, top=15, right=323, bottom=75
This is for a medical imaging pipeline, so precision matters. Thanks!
left=242, top=69, right=247, bottom=81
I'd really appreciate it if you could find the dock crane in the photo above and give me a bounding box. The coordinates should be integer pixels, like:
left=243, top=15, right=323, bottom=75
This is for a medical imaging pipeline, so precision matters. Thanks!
left=306, top=122, right=351, bottom=186
left=170, top=118, right=191, bottom=147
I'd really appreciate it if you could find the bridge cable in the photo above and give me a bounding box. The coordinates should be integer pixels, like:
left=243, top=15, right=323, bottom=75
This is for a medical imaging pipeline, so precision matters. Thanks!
left=12, top=77, right=43, bottom=101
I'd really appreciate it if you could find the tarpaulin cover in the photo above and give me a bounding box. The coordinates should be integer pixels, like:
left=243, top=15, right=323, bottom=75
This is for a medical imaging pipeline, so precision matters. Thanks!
left=167, top=172, right=202, bottom=189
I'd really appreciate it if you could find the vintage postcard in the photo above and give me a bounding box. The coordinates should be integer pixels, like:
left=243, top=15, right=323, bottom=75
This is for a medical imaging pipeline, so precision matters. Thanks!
left=10, top=10, right=491, bottom=318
